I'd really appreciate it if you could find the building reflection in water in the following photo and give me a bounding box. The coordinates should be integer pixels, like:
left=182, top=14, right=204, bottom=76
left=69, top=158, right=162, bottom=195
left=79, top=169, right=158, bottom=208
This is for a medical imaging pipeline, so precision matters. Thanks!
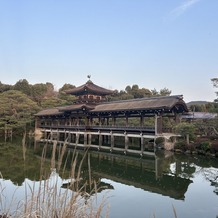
left=2, top=138, right=218, bottom=202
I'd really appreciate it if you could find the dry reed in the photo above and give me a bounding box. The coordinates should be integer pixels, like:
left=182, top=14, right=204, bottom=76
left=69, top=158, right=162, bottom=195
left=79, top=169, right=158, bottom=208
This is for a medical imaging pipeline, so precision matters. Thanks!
left=0, top=138, right=109, bottom=218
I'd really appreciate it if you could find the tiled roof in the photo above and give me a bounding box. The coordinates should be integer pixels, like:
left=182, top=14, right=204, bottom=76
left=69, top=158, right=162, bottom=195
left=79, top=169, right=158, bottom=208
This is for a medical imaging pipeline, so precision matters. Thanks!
left=64, top=80, right=114, bottom=96
left=35, top=95, right=188, bottom=117
left=35, top=104, right=95, bottom=116
left=35, top=108, right=63, bottom=116
left=91, top=95, right=188, bottom=113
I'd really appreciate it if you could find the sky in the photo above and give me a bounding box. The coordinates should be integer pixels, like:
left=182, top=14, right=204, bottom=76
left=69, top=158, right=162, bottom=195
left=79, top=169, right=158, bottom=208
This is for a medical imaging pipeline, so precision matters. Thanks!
left=0, top=0, right=217, bottom=103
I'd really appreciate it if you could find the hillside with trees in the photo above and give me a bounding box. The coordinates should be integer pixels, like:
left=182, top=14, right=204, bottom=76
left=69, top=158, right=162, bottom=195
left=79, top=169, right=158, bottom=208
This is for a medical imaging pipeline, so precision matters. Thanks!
left=187, top=78, right=218, bottom=113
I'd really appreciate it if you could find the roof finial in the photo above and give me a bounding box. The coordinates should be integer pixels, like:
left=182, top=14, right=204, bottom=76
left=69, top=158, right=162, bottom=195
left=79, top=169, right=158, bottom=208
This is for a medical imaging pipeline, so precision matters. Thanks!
left=87, top=75, right=92, bottom=83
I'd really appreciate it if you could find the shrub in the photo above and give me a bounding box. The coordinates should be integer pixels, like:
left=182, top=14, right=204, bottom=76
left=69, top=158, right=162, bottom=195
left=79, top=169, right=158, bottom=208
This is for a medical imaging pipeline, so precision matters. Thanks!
left=199, top=141, right=211, bottom=152
left=174, top=123, right=196, bottom=144
left=174, top=141, right=187, bottom=150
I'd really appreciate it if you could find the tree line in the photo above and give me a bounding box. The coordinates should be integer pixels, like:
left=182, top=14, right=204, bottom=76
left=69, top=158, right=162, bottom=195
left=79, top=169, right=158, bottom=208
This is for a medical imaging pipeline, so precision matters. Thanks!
left=0, top=78, right=217, bottom=134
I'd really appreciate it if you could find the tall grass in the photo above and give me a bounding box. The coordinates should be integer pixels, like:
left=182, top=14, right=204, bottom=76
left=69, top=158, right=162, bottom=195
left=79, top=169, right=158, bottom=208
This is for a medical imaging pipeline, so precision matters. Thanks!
left=0, top=137, right=109, bottom=218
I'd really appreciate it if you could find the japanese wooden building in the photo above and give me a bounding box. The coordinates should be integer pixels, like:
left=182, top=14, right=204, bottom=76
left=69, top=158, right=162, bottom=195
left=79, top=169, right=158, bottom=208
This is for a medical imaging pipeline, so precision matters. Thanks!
left=35, top=79, right=189, bottom=155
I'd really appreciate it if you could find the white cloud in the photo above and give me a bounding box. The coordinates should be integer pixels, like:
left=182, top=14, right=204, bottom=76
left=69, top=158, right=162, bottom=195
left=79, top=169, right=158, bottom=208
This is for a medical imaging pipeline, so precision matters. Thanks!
left=172, top=0, right=201, bottom=16
left=164, top=0, right=201, bottom=22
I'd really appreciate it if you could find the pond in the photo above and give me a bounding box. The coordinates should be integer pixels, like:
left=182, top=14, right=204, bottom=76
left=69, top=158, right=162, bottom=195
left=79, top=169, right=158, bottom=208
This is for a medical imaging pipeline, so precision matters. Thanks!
left=0, top=137, right=218, bottom=218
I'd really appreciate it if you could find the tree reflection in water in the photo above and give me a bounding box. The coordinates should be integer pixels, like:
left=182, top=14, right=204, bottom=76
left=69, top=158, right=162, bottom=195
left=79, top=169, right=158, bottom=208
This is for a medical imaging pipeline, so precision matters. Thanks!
left=0, top=137, right=218, bottom=217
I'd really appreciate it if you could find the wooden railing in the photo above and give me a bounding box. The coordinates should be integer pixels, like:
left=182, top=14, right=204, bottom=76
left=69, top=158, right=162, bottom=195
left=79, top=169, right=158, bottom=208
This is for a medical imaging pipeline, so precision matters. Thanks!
left=39, top=124, right=174, bottom=135
left=39, top=124, right=156, bottom=134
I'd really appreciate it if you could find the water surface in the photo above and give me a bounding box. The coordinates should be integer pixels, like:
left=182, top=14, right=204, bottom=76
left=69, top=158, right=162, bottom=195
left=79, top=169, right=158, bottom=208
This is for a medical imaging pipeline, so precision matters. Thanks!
left=0, top=138, right=218, bottom=217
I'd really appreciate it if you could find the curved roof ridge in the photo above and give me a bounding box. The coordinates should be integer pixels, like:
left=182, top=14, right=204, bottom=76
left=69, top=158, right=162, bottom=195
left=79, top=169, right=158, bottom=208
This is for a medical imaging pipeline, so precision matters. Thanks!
left=64, top=80, right=114, bottom=95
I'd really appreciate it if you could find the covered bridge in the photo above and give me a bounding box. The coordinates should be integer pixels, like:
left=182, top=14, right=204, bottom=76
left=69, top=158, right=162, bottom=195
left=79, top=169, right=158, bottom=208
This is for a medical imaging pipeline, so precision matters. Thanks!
left=35, top=80, right=188, bottom=154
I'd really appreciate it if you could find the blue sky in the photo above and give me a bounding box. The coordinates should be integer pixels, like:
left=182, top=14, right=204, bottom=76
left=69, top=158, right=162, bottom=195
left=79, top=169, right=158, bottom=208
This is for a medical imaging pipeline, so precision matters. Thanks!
left=0, top=0, right=217, bottom=102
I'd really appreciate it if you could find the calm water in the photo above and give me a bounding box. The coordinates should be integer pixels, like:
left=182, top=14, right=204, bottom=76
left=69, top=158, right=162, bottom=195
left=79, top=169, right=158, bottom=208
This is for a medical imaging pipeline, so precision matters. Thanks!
left=0, top=137, right=218, bottom=218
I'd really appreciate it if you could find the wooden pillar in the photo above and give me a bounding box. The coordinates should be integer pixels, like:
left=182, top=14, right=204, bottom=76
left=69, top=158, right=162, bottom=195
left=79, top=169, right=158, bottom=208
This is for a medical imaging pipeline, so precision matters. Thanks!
left=57, top=130, right=60, bottom=140
left=157, top=116, right=163, bottom=134
left=140, top=135, right=144, bottom=153
left=99, top=117, right=101, bottom=126
left=84, top=133, right=87, bottom=145
left=125, top=116, right=129, bottom=127
left=76, top=133, right=80, bottom=144
left=90, top=118, right=93, bottom=126
left=110, top=132, right=114, bottom=150
left=88, top=134, right=92, bottom=145
left=85, top=117, right=87, bottom=126
left=125, top=134, right=129, bottom=152
left=77, top=117, right=80, bottom=126
left=50, top=129, right=53, bottom=140
left=155, top=115, right=157, bottom=135
left=99, top=133, right=102, bottom=147
left=140, top=116, right=144, bottom=127
left=85, top=117, right=89, bottom=126
left=102, top=135, right=104, bottom=144
left=155, top=115, right=163, bottom=134
left=68, top=132, right=71, bottom=142
left=112, top=117, right=116, bottom=127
